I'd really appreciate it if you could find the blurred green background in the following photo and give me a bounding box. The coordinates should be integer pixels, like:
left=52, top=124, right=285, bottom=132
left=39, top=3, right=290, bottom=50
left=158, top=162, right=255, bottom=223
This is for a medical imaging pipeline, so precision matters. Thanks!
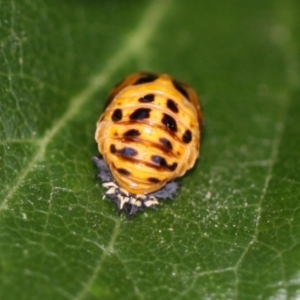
left=1, top=0, right=300, bottom=299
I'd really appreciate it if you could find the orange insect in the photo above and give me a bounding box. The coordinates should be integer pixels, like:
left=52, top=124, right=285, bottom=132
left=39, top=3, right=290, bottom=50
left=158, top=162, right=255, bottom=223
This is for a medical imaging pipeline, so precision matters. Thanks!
left=93, top=72, right=203, bottom=215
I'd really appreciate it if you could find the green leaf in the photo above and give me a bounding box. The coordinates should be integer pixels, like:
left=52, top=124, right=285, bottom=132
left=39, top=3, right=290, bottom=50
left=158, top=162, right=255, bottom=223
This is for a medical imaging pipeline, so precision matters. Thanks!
left=1, top=0, right=300, bottom=299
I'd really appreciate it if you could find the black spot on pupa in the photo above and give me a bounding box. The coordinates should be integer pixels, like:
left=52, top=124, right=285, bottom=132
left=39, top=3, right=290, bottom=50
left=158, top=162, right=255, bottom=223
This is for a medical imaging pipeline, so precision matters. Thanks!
left=119, top=147, right=138, bottom=157
left=110, top=144, right=138, bottom=157
left=139, top=94, right=155, bottom=103
left=111, top=109, right=122, bottom=122
left=148, top=177, right=161, bottom=183
left=124, top=129, right=141, bottom=137
left=110, top=144, right=116, bottom=153
left=182, top=129, right=192, bottom=143
left=134, top=74, right=158, bottom=85
left=161, top=113, right=177, bottom=132
left=151, top=155, right=177, bottom=171
left=172, top=79, right=190, bottom=100
left=130, top=108, right=151, bottom=120
left=159, top=137, right=173, bottom=150
left=117, top=168, right=130, bottom=176
left=167, top=99, right=179, bottom=113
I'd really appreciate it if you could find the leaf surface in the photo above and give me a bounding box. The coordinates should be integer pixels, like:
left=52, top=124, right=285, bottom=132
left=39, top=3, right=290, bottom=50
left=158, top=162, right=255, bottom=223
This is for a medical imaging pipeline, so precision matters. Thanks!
left=1, top=0, right=300, bottom=299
